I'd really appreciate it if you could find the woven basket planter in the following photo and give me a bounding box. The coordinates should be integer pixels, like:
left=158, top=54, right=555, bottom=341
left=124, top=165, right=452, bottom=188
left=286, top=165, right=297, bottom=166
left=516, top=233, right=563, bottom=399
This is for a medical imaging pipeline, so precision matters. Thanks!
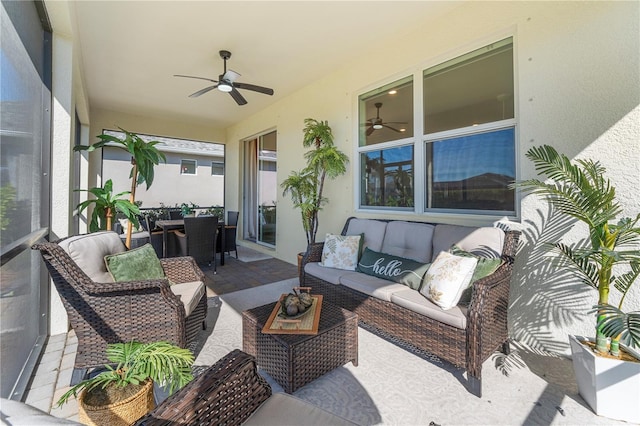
left=79, top=379, right=154, bottom=426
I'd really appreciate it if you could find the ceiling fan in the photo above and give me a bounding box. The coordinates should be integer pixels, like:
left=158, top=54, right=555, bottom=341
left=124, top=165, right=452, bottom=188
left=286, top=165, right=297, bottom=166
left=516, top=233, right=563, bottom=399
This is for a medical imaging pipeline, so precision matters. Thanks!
left=362, top=102, right=407, bottom=136
left=174, top=50, right=274, bottom=106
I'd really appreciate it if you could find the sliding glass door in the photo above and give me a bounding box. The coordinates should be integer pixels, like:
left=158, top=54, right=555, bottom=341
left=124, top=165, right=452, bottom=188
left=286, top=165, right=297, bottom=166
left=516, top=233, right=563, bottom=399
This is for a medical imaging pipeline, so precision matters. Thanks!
left=243, top=131, right=277, bottom=247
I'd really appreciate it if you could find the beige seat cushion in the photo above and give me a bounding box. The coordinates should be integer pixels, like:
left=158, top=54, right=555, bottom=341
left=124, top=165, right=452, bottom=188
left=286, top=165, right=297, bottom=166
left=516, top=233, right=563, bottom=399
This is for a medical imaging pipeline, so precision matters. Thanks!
left=58, top=231, right=126, bottom=283
left=304, top=262, right=349, bottom=285
left=390, top=288, right=468, bottom=329
left=381, top=221, right=435, bottom=263
left=339, top=272, right=407, bottom=302
left=170, top=281, right=205, bottom=317
left=242, top=392, right=357, bottom=426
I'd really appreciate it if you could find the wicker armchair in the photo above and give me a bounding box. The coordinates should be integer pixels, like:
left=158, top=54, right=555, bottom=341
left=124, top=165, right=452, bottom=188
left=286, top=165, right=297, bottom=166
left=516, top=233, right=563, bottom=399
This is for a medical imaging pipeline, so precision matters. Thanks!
left=32, top=232, right=208, bottom=385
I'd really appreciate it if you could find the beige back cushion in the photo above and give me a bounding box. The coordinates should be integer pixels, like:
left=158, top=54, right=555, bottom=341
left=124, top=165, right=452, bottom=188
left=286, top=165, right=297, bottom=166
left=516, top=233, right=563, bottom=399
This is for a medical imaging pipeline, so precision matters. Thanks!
left=345, top=218, right=387, bottom=252
left=431, top=224, right=505, bottom=262
left=380, top=221, right=435, bottom=263
left=58, top=231, right=126, bottom=283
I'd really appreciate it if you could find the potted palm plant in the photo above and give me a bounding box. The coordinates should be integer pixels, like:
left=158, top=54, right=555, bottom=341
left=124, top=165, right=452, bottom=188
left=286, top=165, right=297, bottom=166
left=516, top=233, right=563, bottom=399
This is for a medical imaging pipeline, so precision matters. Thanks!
left=76, top=179, right=140, bottom=232
left=517, top=145, right=640, bottom=423
left=56, top=341, right=193, bottom=426
left=281, top=118, right=349, bottom=250
left=75, top=128, right=166, bottom=248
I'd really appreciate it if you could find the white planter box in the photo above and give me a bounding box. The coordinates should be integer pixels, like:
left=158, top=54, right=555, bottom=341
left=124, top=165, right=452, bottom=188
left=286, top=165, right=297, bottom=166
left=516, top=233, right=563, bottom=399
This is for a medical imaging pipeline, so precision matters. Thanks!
left=569, top=334, right=640, bottom=423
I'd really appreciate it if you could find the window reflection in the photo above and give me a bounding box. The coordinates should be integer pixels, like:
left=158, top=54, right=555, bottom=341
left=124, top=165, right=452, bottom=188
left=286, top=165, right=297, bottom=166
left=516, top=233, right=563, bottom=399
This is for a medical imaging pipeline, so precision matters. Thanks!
left=361, top=145, right=414, bottom=208
left=359, top=76, right=413, bottom=146
left=427, top=128, right=515, bottom=211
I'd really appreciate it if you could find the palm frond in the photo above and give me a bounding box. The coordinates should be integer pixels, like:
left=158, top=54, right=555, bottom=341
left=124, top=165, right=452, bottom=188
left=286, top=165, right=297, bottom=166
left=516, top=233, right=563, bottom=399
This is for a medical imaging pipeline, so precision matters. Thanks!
left=519, top=145, right=621, bottom=229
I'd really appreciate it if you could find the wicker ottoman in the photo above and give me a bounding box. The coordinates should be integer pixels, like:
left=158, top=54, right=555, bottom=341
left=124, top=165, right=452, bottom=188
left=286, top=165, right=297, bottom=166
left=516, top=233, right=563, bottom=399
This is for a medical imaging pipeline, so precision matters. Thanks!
left=242, top=301, right=358, bottom=393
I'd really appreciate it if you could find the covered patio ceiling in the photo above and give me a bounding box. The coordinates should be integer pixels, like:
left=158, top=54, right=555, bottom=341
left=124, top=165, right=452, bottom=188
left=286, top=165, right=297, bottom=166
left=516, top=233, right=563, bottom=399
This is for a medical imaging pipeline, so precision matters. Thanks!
left=48, top=1, right=461, bottom=129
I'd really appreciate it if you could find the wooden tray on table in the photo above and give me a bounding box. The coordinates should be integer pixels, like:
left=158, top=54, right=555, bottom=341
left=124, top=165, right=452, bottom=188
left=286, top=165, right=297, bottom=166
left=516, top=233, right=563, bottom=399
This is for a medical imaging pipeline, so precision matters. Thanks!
left=262, top=294, right=323, bottom=335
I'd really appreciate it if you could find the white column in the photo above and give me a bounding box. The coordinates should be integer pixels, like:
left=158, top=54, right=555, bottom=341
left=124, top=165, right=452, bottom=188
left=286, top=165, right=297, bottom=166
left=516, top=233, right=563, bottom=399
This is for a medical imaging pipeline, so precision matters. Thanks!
left=49, top=33, right=74, bottom=335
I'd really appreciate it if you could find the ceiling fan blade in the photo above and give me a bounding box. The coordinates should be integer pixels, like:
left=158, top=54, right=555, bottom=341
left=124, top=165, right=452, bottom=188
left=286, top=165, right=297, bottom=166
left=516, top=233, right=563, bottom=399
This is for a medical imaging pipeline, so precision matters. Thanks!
left=229, top=88, right=248, bottom=105
left=223, top=69, right=241, bottom=82
left=234, top=82, right=274, bottom=96
left=382, top=124, right=402, bottom=133
left=383, top=121, right=408, bottom=125
left=174, top=74, right=218, bottom=83
left=366, top=126, right=374, bottom=136
left=189, top=85, right=218, bottom=98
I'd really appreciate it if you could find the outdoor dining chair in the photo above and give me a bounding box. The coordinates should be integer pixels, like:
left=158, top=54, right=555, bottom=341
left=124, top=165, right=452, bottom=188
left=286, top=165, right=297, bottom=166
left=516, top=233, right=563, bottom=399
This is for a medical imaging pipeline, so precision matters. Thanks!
left=175, top=216, right=219, bottom=272
left=225, top=211, right=239, bottom=258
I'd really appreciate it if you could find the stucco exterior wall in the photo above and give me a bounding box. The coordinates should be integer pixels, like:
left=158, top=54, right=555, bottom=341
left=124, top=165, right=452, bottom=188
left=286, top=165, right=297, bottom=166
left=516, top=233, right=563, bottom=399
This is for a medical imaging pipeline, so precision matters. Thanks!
left=226, top=1, right=640, bottom=354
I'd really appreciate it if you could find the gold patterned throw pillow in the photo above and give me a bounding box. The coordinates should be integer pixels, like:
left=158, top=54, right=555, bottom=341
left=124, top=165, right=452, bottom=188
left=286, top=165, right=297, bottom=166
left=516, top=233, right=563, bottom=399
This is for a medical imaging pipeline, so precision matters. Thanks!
left=321, top=233, right=362, bottom=271
left=419, top=251, right=478, bottom=310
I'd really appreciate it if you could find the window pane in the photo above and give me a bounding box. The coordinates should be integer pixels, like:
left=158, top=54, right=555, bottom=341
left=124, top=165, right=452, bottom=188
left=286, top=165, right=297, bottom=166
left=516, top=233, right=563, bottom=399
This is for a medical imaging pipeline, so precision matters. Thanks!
left=359, top=76, right=413, bottom=146
left=424, top=38, right=513, bottom=134
left=211, top=161, right=224, bottom=175
left=361, top=145, right=414, bottom=208
left=427, top=128, right=515, bottom=212
left=181, top=159, right=196, bottom=175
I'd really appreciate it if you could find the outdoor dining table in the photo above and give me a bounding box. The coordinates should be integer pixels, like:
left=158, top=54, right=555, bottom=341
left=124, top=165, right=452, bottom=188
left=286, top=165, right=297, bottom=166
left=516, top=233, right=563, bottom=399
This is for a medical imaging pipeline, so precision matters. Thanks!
left=155, top=219, right=225, bottom=265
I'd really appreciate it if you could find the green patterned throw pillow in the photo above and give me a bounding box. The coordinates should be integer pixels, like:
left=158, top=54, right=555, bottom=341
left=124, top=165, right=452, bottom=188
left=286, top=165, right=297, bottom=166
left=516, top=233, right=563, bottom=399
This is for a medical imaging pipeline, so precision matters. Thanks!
left=105, top=243, right=166, bottom=282
left=356, top=247, right=431, bottom=290
left=449, top=245, right=503, bottom=306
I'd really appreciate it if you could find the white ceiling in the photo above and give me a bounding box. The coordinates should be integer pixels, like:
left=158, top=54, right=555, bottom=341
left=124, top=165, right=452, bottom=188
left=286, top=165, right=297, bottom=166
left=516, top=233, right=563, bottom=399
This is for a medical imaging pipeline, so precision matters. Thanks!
left=63, top=1, right=460, bottom=129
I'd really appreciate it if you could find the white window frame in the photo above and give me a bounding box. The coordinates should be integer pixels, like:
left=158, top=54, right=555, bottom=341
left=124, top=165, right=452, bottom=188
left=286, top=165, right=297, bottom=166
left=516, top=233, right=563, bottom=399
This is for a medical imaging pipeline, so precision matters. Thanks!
left=354, top=32, right=519, bottom=223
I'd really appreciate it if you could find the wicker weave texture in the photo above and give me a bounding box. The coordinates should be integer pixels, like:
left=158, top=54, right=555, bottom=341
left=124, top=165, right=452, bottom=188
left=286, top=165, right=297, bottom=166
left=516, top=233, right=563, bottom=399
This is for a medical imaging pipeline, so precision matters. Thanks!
left=175, top=216, right=218, bottom=265
left=137, top=349, right=272, bottom=426
left=32, top=236, right=208, bottom=373
left=300, top=219, right=520, bottom=397
left=242, top=302, right=358, bottom=393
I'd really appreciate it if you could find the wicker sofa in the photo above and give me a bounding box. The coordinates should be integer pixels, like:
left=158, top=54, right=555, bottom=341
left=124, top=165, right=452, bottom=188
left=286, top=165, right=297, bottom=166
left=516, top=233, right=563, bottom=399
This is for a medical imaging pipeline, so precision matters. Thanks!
left=32, top=231, right=208, bottom=385
left=301, top=217, right=520, bottom=397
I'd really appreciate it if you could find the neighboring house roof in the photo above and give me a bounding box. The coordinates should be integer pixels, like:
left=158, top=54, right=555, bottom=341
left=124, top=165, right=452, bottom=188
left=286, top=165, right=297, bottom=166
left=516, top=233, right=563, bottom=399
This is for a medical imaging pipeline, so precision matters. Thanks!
left=103, top=130, right=224, bottom=157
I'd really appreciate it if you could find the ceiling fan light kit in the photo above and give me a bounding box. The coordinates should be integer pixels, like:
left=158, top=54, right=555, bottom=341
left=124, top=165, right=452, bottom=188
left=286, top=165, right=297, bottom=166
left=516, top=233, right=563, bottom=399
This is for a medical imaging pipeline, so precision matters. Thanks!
left=174, top=50, right=274, bottom=105
left=363, top=102, right=408, bottom=136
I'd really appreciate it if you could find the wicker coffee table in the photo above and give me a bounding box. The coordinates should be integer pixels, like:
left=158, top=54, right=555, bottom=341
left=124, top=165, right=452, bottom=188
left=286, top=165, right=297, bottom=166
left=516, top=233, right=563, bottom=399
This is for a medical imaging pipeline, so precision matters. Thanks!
left=242, top=300, right=358, bottom=393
